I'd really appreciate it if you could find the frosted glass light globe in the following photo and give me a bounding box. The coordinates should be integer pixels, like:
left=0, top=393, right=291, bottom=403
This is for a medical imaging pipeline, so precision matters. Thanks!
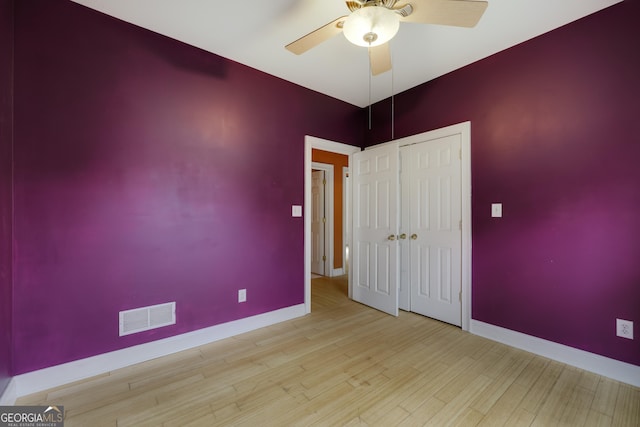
left=343, top=6, right=400, bottom=47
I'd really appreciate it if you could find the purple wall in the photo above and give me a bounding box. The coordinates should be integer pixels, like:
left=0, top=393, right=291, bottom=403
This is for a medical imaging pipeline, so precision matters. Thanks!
left=12, top=0, right=362, bottom=374
left=0, top=0, right=14, bottom=393
left=9, top=0, right=638, bottom=378
left=367, top=1, right=640, bottom=365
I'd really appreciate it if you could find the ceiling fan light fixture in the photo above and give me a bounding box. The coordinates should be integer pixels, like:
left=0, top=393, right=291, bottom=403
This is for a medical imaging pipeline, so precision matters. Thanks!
left=343, top=6, right=400, bottom=47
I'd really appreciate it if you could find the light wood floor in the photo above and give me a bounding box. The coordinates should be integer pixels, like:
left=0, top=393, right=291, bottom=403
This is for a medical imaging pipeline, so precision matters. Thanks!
left=18, top=276, right=639, bottom=426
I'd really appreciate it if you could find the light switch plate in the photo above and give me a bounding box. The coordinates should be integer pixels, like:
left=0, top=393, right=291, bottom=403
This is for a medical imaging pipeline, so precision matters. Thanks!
left=292, top=205, right=302, bottom=217
left=491, top=203, right=502, bottom=218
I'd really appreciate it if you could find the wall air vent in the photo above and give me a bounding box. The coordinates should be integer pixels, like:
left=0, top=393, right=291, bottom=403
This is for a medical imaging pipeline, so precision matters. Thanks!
left=119, top=302, right=176, bottom=336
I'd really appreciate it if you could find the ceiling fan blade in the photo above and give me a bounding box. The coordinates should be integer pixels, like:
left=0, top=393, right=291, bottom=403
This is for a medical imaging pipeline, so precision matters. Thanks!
left=401, top=0, right=488, bottom=28
left=285, top=16, right=349, bottom=55
left=369, top=43, right=392, bottom=76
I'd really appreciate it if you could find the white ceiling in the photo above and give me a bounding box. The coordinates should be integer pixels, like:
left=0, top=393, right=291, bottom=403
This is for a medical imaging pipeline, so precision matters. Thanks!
left=69, top=0, right=621, bottom=108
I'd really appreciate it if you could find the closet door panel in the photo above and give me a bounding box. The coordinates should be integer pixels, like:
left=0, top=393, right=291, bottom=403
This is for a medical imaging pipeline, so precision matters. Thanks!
left=407, top=135, right=462, bottom=326
left=352, top=144, right=400, bottom=316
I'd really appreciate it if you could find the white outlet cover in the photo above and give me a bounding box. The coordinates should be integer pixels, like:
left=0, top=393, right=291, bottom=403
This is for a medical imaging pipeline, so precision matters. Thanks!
left=616, top=318, right=634, bottom=340
left=238, top=289, right=247, bottom=303
left=292, top=205, right=302, bottom=217
left=491, top=203, right=502, bottom=218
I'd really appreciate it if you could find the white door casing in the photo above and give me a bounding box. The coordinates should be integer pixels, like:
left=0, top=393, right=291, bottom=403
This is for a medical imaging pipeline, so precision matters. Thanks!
left=352, top=142, right=400, bottom=316
left=342, top=166, right=350, bottom=277
left=304, top=137, right=360, bottom=314
left=311, top=170, right=326, bottom=276
left=402, top=135, right=462, bottom=326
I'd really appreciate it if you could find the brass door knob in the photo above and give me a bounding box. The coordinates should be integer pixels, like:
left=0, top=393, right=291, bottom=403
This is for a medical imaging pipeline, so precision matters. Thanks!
left=388, top=234, right=396, bottom=241
left=410, top=234, right=418, bottom=240
left=399, top=233, right=407, bottom=240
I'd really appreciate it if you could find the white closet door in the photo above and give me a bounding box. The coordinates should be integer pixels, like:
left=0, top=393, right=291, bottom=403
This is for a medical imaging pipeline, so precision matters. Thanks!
left=404, top=134, right=462, bottom=326
left=352, top=143, right=399, bottom=316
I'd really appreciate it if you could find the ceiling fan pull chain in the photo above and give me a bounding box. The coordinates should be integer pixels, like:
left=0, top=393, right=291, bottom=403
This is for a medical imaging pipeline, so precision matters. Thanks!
left=368, top=44, right=372, bottom=130
left=391, top=60, right=395, bottom=140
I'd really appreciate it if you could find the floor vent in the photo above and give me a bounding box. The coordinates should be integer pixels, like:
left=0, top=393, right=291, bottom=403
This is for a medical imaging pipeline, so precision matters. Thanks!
left=119, top=302, right=176, bottom=336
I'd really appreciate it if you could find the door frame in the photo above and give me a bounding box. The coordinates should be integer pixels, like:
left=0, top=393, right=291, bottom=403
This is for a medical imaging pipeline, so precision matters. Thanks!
left=304, top=136, right=360, bottom=314
left=365, top=122, right=472, bottom=331
left=342, top=166, right=350, bottom=278
left=311, top=163, right=334, bottom=277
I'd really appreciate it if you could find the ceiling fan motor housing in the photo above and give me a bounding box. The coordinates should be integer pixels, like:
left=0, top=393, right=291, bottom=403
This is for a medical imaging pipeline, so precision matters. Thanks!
left=346, top=0, right=399, bottom=13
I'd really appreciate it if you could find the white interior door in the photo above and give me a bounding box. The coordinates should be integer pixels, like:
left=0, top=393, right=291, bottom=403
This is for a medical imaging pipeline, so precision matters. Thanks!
left=352, top=143, right=399, bottom=316
left=311, top=170, right=325, bottom=276
left=402, top=135, right=462, bottom=326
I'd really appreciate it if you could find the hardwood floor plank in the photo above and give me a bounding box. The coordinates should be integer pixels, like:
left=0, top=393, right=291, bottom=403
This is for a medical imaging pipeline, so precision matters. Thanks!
left=398, top=396, right=447, bottom=427
left=451, top=407, right=485, bottom=426
left=592, top=377, right=620, bottom=417
left=505, top=407, right=537, bottom=427
left=470, top=352, right=532, bottom=415
left=476, top=382, right=529, bottom=426
left=424, top=375, right=493, bottom=426
left=559, top=372, right=599, bottom=426
left=399, top=357, right=476, bottom=413
left=531, top=366, right=582, bottom=426
left=612, top=384, right=640, bottom=427
left=517, top=360, right=565, bottom=415
left=583, top=409, right=613, bottom=427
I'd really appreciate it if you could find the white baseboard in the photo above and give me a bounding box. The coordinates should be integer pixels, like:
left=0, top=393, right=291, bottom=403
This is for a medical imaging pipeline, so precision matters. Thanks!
left=331, top=268, right=344, bottom=277
left=0, top=378, right=17, bottom=405
left=470, top=320, right=640, bottom=388
left=14, top=304, right=306, bottom=398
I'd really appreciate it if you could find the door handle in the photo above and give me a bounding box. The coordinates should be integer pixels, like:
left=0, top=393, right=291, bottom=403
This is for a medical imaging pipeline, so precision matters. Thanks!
left=388, top=234, right=396, bottom=241
left=410, top=234, right=418, bottom=240
left=398, top=233, right=407, bottom=240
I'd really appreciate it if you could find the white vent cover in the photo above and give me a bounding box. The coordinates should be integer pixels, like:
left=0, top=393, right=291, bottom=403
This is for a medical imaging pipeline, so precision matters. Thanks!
left=119, top=302, right=176, bottom=336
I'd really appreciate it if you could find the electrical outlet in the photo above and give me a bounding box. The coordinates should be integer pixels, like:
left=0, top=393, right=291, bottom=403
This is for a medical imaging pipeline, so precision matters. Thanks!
left=491, top=203, right=502, bottom=218
left=238, top=289, right=247, bottom=303
left=616, top=319, right=633, bottom=340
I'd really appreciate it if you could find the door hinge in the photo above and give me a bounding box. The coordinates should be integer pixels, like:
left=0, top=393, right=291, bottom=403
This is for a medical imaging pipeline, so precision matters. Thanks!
left=322, top=217, right=326, bottom=224
left=322, top=255, right=326, bottom=261
left=459, top=220, right=462, bottom=230
left=323, top=179, right=326, bottom=185
left=459, top=291, right=462, bottom=302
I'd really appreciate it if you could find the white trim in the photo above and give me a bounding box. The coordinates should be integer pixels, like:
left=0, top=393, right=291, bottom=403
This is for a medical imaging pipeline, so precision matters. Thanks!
left=0, top=378, right=17, bottom=405
left=470, top=320, right=640, bottom=388
left=13, top=304, right=305, bottom=397
left=342, top=166, right=349, bottom=279
left=305, top=136, right=360, bottom=314
left=365, top=122, right=472, bottom=331
left=311, top=162, right=334, bottom=277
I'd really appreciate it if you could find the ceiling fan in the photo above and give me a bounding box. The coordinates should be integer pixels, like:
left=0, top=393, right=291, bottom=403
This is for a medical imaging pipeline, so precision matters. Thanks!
left=285, top=0, right=488, bottom=76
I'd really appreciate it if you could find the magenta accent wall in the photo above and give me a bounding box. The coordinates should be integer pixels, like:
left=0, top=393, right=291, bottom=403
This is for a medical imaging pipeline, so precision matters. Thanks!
left=11, top=0, right=363, bottom=374
left=366, top=1, right=640, bottom=365
left=0, top=0, right=14, bottom=393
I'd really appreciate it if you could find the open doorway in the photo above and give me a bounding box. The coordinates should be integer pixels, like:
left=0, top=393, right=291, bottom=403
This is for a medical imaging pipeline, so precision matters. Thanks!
left=304, top=136, right=360, bottom=313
